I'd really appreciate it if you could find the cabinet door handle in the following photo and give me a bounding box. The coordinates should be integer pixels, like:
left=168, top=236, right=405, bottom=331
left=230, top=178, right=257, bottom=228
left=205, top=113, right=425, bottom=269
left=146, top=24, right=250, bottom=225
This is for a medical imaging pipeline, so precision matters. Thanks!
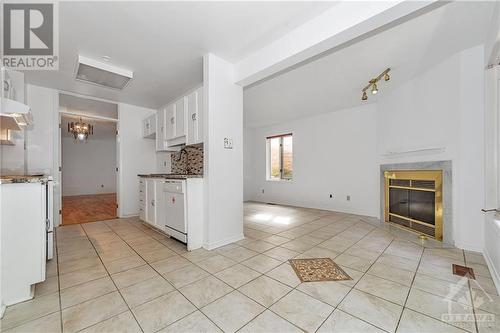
left=151, top=199, right=155, bottom=207
left=192, top=113, right=197, bottom=121
left=170, top=117, right=175, bottom=124
left=146, top=123, right=150, bottom=129
left=161, top=126, right=164, bottom=132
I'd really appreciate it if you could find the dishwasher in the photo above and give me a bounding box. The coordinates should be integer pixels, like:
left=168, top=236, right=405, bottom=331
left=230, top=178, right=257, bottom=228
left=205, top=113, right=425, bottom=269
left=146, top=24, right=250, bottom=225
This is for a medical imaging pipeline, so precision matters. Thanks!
left=164, top=180, right=187, bottom=243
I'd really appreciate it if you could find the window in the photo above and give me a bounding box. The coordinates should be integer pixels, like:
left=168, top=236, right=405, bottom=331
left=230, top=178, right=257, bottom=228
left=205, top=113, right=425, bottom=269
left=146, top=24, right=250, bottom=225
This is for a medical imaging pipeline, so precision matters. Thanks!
left=267, top=133, right=293, bottom=181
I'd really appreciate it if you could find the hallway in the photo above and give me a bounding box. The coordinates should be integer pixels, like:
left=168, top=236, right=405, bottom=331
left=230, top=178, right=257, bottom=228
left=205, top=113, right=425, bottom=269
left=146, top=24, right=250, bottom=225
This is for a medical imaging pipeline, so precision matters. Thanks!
left=62, top=193, right=117, bottom=225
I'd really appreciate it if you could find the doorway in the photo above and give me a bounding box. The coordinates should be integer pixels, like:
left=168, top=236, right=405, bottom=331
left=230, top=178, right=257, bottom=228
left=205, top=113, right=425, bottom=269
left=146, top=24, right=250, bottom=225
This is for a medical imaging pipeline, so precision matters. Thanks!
left=59, top=94, right=118, bottom=225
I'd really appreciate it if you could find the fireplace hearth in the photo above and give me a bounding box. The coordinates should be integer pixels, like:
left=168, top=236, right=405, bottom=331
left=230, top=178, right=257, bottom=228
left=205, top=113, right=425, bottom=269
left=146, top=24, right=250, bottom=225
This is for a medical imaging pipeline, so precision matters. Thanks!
left=384, top=170, right=443, bottom=240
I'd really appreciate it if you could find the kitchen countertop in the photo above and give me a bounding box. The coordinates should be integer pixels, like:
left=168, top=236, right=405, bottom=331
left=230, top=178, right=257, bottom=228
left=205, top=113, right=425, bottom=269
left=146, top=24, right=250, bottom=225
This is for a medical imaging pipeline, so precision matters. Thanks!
left=138, top=173, right=203, bottom=179
left=0, top=174, right=51, bottom=184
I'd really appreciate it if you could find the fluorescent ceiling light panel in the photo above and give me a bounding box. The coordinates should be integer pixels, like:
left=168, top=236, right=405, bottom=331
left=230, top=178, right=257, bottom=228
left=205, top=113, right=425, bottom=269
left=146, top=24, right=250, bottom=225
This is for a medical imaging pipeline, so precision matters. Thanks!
left=75, top=56, right=133, bottom=90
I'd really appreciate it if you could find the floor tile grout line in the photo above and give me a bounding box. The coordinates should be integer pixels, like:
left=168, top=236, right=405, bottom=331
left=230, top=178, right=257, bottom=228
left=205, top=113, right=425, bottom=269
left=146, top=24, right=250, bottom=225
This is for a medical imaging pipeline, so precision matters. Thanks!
left=78, top=223, right=146, bottom=333
left=394, top=243, right=424, bottom=333
left=55, top=230, right=64, bottom=333
left=9, top=206, right=486, bottom=333
left=464, top=250, right=480, bottom=333
left=102, top=220, right=226, bottom=333
left=312, top=230, right=399, bottom=333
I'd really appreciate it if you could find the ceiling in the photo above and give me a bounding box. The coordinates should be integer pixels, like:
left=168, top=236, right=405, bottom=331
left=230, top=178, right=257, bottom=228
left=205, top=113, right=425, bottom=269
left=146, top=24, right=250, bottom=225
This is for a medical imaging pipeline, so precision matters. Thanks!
left=23, top=1, right=336, bottom=109
left=59, top=94, right=118, bottom=119
left=244, top=1, right=497, bottom=127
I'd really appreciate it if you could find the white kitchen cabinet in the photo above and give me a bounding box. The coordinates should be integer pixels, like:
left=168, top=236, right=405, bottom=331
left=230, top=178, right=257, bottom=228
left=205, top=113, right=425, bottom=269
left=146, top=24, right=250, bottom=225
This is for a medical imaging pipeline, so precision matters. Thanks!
left=142, top=114, right=156, bottom=139
left=1, top=182, right=46, bottom=306
left=165, top=104, right=175, bottom=141
left=174, top=97, right=186, bottom=139
left=137, top=177, right=204, bottom=251
left=156, top=108, right=166, bottom=151
left=139, top=179, right=146, bottom=221
left=154, top=179, right=166, bottom=230
left=146, top=179, right=156, bottom=225
left=186, top=87, right=203, bottom=145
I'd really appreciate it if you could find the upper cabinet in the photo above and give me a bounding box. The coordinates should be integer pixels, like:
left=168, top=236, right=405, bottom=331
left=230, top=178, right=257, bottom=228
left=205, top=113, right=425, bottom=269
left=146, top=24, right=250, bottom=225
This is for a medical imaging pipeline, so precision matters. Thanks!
left=186, top=87, right=203, bottom=145
left=142, top=114, right=156, bottom=139
left=155, top=86, right=203, bottom=151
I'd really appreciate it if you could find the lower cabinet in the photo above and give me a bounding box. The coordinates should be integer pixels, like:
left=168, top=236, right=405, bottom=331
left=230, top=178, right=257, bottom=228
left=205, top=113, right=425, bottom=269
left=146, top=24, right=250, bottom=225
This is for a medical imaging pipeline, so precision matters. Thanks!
left=138, top=177, right=204, bottom=251
left=146, top=179, right=156, bottom=225
left=139, top=179, right=146, bottom=221
left=154, top=180, right=166, bottom=230
left=139, top=178, right=166, bottom=231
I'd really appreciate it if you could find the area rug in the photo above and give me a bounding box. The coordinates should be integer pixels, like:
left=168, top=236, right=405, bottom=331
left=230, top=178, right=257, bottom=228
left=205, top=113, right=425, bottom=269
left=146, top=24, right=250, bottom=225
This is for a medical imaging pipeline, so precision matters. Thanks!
left=289, top=258, right=352, bottom=282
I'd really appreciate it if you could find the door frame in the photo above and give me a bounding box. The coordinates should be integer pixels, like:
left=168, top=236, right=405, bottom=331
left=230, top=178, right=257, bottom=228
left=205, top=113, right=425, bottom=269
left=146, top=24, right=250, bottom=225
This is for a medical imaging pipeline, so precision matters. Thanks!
left=54, top=91, right=120, bottom=226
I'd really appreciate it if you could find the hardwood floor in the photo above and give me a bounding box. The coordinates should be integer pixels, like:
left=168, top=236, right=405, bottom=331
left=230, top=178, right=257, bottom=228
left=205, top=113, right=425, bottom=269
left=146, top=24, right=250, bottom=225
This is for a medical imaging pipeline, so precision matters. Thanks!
left=62, top=193, right=117, bottom=225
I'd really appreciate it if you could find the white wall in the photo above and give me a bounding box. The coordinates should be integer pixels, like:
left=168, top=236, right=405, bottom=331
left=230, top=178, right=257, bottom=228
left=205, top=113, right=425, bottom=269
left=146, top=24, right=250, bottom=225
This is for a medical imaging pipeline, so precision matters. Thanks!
left=203, top=53, right=244, bottom=249
left=62, top=121, right=117, bottom=196
left=244, top=104, right=379, bottom=217
left=117, top=103, right=157, bottom=217
left=244, top=45, right=486, bottom=252
left=26, top=85, right=58, bottom=175
left=377, top=45, right=485, bottom=251
left=1, top=130, right=25, bottom=175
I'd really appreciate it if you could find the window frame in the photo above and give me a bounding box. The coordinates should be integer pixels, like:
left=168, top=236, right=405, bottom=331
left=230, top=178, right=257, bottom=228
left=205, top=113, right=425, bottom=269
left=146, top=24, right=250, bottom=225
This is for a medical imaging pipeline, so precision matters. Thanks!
left=266, top=133, right=293, bottom=181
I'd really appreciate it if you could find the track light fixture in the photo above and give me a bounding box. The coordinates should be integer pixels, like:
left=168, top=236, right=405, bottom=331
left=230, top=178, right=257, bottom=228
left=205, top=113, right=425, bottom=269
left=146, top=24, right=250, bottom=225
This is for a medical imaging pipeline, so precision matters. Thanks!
left=361, top=68, right=390, bottom=101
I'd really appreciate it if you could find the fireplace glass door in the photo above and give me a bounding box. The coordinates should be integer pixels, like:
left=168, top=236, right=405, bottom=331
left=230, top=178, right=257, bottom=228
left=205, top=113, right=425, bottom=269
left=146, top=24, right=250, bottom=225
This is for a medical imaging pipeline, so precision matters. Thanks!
left=384, top=171, right=442, bottom=240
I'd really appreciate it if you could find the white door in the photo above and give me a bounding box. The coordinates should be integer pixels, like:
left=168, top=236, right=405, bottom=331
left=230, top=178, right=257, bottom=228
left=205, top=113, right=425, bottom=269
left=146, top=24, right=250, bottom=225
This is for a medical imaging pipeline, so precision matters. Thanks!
left=165, top=104, right=175, bottom=140
left=186, top=91, right=197, bottom=145
left=154, top=180, right=165, bottom=230
left=53, top=111, right=62, bottom=227
left=146, top=179, right=156, bottom=225
left=196, top=87, right=203, bottom=144
left=156, top=108, right=166, bottom=151
left=484, top=65, right=500, bottom=276
left=174, top=98, right=185, bottom=138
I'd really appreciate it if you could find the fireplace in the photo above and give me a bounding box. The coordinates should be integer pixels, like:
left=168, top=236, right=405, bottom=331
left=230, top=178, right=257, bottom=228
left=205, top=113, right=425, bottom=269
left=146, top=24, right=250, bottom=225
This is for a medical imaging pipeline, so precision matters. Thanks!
left=384, top=170, right=443, bottom=240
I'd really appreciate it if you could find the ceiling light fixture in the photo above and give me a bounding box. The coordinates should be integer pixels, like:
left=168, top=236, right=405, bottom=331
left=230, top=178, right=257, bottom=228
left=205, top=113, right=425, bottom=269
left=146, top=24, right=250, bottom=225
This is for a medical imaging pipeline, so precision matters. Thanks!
left=75, top=55, right=133, bottom=90
left=68, top=117, right=93, bottom=142
left=361, top=68, right=390, bottom=101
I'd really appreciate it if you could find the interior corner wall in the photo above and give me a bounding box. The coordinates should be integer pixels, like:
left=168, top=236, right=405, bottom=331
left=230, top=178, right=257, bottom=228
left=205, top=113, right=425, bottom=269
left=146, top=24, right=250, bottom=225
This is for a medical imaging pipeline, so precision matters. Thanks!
left=377, top=45, right=485, bottom=251
left=203, top=53, right=244, bottom=249
left=118, top=103, right=157, bottom=217
left=244, top=103, right=379, bottom=217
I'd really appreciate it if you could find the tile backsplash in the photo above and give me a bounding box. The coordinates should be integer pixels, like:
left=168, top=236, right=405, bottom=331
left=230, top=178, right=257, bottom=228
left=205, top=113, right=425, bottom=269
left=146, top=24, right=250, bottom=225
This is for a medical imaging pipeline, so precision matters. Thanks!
left=171, top=143, right=204, bottom=175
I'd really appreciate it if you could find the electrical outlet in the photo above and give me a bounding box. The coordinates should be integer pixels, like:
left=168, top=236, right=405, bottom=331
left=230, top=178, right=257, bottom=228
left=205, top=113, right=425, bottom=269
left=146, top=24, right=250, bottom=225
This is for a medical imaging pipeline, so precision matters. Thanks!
left=329, top=194, right=333, bottom=198
left=224, top=138, right=233, bottom=149
left=347, top=195, right=351, bottom=201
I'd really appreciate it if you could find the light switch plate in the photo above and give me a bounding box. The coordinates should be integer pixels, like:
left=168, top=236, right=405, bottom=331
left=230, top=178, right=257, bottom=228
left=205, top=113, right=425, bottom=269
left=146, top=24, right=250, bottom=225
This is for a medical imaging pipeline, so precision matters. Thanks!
left=224, top=138, right=233, bottom=149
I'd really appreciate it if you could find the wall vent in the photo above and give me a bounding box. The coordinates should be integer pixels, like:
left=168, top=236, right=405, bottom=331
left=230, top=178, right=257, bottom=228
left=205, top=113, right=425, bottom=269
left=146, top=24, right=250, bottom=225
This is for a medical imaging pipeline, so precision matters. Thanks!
left=75, top=56, right=133, bottom=90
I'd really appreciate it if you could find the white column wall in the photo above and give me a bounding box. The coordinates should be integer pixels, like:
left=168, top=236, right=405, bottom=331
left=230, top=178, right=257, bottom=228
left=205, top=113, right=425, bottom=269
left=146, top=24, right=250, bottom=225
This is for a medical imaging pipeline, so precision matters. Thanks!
left=203, top=53, right=244, bottom=249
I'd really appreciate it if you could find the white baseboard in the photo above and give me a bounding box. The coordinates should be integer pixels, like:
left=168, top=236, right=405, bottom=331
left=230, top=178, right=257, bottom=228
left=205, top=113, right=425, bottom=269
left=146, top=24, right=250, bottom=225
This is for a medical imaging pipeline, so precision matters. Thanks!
left=204, top=233, right=244, bottom=250
left=118, top=213, right=139, bottom=218
left=1, top=303, right=5, bottom=319
left=483, top=247, right=500, bottom=295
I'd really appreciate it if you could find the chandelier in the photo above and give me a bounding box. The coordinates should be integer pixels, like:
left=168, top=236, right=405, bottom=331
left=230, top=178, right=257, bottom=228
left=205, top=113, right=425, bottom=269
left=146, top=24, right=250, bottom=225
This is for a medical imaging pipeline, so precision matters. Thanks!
left=68, top=117, right=93, bottom=141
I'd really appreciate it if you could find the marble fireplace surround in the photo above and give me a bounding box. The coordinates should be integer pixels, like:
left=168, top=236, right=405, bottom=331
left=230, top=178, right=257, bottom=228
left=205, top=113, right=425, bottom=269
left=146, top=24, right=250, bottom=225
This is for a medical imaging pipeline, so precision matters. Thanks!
left=380, top=160, right=453, bottom=245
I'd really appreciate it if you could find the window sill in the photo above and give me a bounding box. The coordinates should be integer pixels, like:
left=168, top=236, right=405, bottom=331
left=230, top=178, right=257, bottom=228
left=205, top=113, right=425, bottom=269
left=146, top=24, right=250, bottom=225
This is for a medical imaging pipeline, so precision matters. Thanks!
left=266, top=179, right=293, bottom=183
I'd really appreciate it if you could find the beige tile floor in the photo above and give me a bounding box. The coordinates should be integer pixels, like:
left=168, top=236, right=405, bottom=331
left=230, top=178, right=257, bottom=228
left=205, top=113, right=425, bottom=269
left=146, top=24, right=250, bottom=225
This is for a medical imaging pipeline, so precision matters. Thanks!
left=1, top=202, right=499, bottom=333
